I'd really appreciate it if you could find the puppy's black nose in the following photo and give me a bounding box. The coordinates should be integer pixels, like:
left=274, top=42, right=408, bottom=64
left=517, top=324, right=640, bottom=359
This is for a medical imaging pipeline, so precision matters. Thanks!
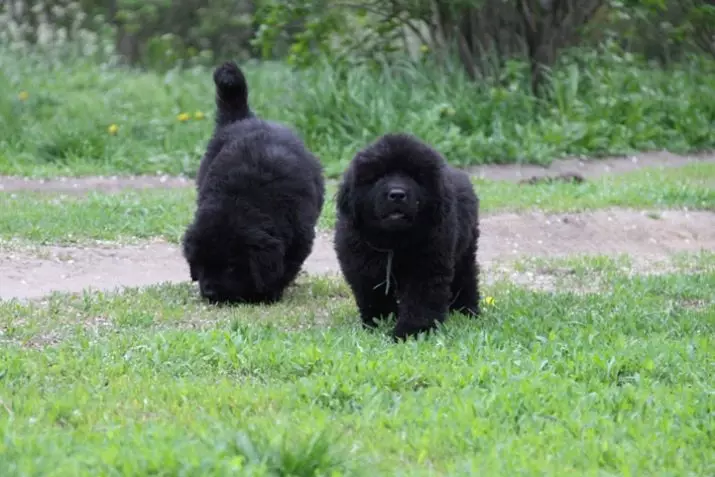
left=388, top=188, right=406, bottom=202
left=201, top=283, right=219, bottom=302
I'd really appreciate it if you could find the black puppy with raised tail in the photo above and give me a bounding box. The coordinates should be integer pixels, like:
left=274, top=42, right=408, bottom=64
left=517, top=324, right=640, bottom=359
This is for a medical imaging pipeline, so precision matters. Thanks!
left=182, top=61, right=325, bottom=305
left=334, top=133, right=480, bottom=340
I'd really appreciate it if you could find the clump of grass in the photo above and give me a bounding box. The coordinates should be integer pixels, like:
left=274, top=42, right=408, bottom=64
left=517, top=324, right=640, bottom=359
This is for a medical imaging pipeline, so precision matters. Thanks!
left=1, top=45, right=714, bottom=178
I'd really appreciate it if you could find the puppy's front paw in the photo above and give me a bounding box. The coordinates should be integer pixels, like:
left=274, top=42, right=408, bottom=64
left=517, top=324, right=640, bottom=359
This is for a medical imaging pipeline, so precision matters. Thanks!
left=392, top=319, right=434, bottom=342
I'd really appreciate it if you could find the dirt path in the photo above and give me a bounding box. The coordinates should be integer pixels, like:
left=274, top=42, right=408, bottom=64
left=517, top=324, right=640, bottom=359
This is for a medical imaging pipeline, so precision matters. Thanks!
left=1, top=151, right=713, bottom=194
left=1, top=152, right=713, bottom=300
left=465, top=150, right=714, bottom=181
left=2, top=209, right=713, bottom=301
left=0, top=175, right=193, bottom=194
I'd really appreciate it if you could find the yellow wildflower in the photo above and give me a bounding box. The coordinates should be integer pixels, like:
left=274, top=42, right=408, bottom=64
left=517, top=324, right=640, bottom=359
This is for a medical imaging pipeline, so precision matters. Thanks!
left=107, top=124, right=119, bottom=135
left=18, top=91, right=29, bottom=101
left=193, top=111, right=205, bottom=120
left=419, top=44, right=429, bottom=54
left=439, top=105, right=456, bottom=117
left=177, top=112, right=191, bottom=122
left=484, top=296, right=495, bottom=306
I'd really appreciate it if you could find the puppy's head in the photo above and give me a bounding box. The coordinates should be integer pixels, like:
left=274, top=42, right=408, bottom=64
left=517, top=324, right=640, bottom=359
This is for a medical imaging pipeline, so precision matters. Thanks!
left=337, top=133, right=447, bottom=233
left=182, top=201, right=284, bottom=304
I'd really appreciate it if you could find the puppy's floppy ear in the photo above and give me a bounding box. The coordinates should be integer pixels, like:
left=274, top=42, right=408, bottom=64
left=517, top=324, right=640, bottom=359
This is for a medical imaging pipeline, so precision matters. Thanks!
left=181, top=223, right=200, bottom=282
left=181, top=202, right=226, bottom=282
left=188, top=264, right=199, bottom=282
left=246, top=230, right=285, bottom=293
left=336, top=167, right=355, bottom=218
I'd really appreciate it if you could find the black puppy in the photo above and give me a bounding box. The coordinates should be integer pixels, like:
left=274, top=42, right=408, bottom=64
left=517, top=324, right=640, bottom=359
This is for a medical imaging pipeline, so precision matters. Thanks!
left=334, top=133, right=480, bottom=340
left=182, top=61, right=325, bottom=304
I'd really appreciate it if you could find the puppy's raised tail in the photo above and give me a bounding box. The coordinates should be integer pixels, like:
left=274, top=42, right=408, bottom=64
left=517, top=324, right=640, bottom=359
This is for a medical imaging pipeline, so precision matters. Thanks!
left=213, top=61, right=253, bottom=127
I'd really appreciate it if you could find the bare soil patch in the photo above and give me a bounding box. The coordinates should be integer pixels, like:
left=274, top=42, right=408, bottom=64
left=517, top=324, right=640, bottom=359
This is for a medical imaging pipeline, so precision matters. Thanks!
left=1, top=151, right=712, bottom=193
left=466, top=150, right=715, bottom=182
left=1, top=209, right=712, bottom=300
left=0, top=174, right=192, bottom=194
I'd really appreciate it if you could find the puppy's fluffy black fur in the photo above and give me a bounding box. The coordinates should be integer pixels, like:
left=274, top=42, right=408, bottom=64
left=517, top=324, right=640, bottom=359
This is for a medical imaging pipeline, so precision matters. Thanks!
left=334, top=133, right=480, bottom=340
left=182, top=61, right=325, bottom=304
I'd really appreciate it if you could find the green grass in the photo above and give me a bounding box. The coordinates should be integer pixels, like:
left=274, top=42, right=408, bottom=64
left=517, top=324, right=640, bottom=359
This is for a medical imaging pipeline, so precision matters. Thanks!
left=1, top=47, right=714, bottom=178
left=0, top=162, right=712, bottom=245
left=508, top=251, right=715, bottom=292
left=1, top=256, right=713, bottom=475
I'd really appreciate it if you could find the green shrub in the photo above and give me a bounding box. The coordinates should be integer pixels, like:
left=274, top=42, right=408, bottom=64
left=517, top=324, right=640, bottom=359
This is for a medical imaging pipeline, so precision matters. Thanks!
left=0, top=45, right=713, bottom=178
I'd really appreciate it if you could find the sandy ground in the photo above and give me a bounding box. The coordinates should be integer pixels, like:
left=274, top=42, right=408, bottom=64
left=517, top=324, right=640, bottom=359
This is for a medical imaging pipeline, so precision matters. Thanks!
left=1, top=209, right=713, bottom=300
left=1, top=152, right=713, bottom=300
left=1, top=150, right=712, bottom=194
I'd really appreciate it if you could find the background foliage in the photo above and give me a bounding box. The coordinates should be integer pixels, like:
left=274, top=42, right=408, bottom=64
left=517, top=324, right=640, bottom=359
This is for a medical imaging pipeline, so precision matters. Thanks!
left=3, top=1, right=714, bottom=78
left=0, top=1, right=713, bottom=178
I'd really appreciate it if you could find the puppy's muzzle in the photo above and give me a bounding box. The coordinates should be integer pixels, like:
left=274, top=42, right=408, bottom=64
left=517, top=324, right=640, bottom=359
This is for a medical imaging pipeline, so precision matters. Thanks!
left=200, top=281, right=221, bottom=303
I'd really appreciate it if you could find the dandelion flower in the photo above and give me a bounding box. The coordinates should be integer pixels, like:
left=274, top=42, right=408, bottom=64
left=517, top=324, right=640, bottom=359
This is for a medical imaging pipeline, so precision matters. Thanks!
left=439, top=105, right=456, bottom=117
left=484, top=296, right=495, bottom=306
left=194, top=111, right=205, bottom=120
left=177, top=112, right=190, bottom=122
left=18, top=91, right=29, bottom=101
left=107, top=124, right=119, bottom=135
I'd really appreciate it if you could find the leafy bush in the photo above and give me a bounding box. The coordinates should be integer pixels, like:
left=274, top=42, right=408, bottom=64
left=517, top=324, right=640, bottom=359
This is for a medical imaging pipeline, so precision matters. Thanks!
left=1, top=0, right=257, bottom=70
left=1, top=44, right=713, bottom=178
left=3, top=1, right=714, bottom=79
left=254, top=0, right=715, bottom=94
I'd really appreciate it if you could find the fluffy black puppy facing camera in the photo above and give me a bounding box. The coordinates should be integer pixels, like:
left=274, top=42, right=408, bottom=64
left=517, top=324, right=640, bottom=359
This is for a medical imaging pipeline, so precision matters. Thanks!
left=182, top=61, right=325, bottom=305
left=334, top=133, right=481, bottom=341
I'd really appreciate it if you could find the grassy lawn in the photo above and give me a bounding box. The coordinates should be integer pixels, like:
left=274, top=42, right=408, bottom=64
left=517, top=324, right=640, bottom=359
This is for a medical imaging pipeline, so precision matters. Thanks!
left=2, top=48, right=715, bottom=179
left=1, top=254, right=713, bottom=475
left=1, top=162, right=713, bottom=245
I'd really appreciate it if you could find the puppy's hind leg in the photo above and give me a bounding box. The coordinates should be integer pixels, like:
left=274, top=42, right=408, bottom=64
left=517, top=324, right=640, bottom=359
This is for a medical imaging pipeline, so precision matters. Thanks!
left=449, top=251, right=480, bottom=318
left=213, top=61, right=253, bottom=127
